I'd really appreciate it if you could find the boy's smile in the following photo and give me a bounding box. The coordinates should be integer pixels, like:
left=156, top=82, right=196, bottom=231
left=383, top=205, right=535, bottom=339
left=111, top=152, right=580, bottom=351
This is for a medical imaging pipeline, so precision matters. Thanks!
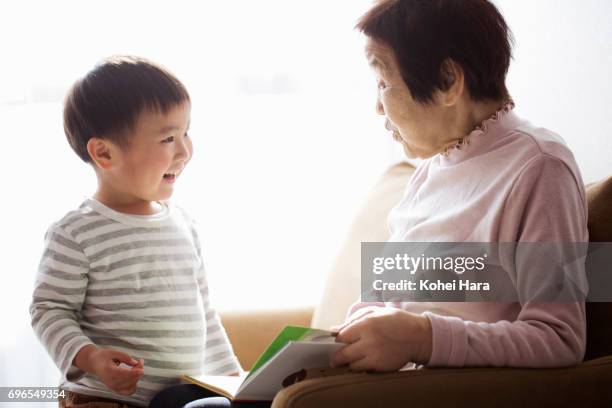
left=91, top=101, right=192, bottom=215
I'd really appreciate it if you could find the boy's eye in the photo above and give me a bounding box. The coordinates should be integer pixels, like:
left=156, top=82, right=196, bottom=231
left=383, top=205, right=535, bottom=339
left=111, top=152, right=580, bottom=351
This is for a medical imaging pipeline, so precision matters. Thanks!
left=162, top=136, right=174, bottom=144
left=184, top=132, right=189, bottom=138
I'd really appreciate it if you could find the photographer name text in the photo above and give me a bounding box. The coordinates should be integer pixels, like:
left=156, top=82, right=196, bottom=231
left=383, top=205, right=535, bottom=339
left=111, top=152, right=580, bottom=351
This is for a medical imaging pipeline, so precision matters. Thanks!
left=373, top=279, right=490, bottom=291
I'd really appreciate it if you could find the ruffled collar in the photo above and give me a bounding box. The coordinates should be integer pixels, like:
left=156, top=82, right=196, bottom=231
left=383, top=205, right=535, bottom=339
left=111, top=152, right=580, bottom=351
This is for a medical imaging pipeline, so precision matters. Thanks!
left=441, top=99, right=516, bottom=158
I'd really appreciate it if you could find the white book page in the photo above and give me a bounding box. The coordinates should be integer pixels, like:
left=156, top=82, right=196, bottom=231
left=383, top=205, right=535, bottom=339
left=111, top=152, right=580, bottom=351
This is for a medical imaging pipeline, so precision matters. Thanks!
left=184, top=374, right=246, bottom=399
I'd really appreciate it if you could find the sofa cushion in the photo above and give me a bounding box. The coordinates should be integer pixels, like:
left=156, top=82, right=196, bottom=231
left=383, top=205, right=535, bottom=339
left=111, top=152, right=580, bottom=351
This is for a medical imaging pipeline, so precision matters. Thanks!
left=585, top=176, right=612, bottom=360
left=586, top=175, right=612, bottom=242
left=273, top=356, right=612, bottom=408
left=311, top=162, right=416, bottom=329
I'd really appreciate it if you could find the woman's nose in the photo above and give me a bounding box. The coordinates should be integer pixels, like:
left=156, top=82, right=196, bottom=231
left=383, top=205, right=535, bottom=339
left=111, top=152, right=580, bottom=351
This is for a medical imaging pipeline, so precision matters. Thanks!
left=376, top=95, right=385, bottom=115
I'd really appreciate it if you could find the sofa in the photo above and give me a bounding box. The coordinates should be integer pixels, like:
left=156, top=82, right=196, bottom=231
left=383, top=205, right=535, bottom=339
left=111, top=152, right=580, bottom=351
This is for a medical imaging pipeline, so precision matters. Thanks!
left=220, top=162, right=612, bottom=408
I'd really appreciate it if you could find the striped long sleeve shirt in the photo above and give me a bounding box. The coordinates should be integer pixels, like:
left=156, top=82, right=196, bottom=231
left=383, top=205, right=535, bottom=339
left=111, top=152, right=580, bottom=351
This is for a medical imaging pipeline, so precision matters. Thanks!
left=30, top=198, right=240, bottom=406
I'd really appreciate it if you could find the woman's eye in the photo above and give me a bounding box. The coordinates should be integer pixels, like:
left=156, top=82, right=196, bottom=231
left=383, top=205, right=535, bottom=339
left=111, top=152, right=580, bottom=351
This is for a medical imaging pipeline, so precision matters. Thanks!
left=377, top=80, right=386, bottom=90
left=162, top=136, right=174, bottom=144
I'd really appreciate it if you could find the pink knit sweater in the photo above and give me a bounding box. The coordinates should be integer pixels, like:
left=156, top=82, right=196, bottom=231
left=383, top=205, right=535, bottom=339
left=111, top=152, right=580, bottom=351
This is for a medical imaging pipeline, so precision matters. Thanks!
left=351, top=105, right=589, bottom=367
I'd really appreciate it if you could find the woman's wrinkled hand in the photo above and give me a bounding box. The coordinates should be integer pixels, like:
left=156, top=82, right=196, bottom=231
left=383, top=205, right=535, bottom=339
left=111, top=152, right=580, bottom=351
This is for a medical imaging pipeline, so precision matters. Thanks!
left=330, top=308, right=432, bottom=372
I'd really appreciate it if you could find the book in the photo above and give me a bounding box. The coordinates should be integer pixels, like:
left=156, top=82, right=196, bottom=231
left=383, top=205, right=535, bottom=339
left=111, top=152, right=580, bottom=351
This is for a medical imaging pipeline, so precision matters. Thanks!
left=181, top=326, right=344, bottom=401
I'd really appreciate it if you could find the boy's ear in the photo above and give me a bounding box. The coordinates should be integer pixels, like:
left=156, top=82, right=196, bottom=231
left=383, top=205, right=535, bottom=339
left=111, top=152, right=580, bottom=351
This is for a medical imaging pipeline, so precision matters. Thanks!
left=87, top=137, right=116, bottom=170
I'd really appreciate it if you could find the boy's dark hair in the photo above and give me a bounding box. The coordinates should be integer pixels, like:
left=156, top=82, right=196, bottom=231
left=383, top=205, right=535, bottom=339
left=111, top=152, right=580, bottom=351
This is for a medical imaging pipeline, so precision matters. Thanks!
left=356, top=0, right=513, bottom=103
left=63, top=56, right=190, bottom=163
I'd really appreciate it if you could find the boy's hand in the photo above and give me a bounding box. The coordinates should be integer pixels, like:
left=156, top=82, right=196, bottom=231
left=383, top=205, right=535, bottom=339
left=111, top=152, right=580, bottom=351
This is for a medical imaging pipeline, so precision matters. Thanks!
left=330, top=308, right=432, bottom=372
left=74, top=345, right=145, bottom=395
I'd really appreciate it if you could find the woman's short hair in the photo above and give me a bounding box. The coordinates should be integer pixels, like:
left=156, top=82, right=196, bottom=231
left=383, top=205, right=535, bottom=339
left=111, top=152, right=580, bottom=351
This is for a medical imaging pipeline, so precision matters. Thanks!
left=63, top=56, right=190, bottom=163
left=357, top=0, right=513, bottom=103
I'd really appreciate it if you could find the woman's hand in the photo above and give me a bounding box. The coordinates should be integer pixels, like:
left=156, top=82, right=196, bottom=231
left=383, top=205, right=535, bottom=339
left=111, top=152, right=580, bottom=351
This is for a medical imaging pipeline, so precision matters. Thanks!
left=330, top=308, right=432, bottom=371
left=74, top=345, right=144, bottom=395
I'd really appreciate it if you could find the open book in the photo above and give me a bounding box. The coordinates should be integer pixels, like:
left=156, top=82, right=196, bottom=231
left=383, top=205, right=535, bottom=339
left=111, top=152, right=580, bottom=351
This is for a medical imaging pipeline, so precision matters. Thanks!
left=181, top=326, right=344, bottom=402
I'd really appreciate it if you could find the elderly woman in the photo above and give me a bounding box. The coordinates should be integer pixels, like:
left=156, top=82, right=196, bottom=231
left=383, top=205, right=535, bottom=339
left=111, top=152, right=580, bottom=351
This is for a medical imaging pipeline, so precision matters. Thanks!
left=331, top=0, right=587, bottom=371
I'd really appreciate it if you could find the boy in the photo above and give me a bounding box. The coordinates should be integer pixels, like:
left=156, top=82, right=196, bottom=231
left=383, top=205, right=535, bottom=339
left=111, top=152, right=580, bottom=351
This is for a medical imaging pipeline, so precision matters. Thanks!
left=30, top=56, right=241, bottom=407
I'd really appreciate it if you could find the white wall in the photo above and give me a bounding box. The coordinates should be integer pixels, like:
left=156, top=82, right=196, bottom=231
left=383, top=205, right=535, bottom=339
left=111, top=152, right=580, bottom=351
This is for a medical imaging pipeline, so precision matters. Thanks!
left=0, top=1, right=610, bottom=406
left=496, top=0, right=612, bottom=183
left=0, top=2, right=387, bottom=406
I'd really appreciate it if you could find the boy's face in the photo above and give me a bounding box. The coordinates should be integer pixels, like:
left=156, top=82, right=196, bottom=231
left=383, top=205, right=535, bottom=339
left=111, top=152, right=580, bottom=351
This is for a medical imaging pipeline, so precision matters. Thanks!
left=108, top=101, right=192, bottom=205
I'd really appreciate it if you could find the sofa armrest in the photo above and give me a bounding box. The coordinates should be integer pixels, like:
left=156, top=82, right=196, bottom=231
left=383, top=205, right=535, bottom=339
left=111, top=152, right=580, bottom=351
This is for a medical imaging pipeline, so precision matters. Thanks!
left=220, top=307, right=314, bottom=371
left=272, top=356, right=612, bottom=408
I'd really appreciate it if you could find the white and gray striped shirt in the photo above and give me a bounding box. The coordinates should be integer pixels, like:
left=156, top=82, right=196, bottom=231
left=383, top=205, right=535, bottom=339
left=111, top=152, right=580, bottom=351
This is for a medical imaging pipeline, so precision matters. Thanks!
left=30, top=198, right=240, bottom=406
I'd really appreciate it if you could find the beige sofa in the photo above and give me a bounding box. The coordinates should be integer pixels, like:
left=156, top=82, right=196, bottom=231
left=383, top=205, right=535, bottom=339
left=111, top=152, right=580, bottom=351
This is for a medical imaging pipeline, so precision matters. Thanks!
left=221, top=162, right=612, bottom=408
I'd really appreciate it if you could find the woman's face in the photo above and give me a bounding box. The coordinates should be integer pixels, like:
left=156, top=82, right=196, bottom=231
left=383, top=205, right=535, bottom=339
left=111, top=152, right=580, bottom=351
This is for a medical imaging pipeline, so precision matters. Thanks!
left=366, top=38, right=450, bottom=158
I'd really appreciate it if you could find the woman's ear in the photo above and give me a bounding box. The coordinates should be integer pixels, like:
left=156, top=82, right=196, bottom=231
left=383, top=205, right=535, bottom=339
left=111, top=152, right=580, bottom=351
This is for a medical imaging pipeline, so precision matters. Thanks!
left=439, top=59, right=464, bottom=106
left=87, top=137, right=115, bottom=170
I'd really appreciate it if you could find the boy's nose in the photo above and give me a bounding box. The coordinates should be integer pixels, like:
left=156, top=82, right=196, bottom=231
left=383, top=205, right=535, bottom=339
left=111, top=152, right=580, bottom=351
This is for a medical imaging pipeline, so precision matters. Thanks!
left=175, top=138, right=191, bottom=162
